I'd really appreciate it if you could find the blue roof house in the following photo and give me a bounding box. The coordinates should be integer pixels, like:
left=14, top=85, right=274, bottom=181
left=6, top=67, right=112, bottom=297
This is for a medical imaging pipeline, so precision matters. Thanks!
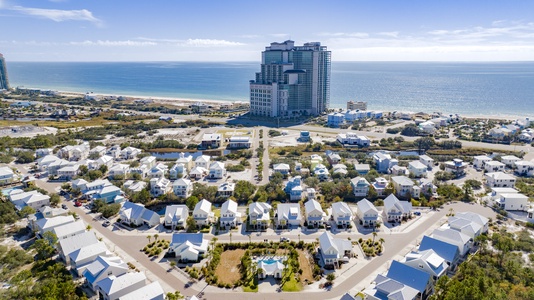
left=418, top=235, right=460, bottom=267
left=386, top=260, right=433, bottom=298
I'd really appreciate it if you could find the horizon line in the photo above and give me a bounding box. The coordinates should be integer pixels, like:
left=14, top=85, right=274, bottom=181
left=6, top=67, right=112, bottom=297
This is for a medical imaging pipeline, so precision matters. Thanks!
left=6, top=60, right=534, bottom=63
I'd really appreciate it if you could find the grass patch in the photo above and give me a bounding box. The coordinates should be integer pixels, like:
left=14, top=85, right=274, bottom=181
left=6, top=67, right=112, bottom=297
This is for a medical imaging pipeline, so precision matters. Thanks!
left=214, top=249, right=245, bottom=285
left=242, top=283, right=258, bottom=292
left=297, top=250, right=314, bottom=283
left=282, top=276, right=302, bottom=292
left=213, top=208, right=221, bottom=218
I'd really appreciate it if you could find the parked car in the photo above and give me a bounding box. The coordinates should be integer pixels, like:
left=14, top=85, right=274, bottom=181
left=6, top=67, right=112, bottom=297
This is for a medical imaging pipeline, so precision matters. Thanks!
left=280, top=237, right=290, bottom=242
left=103, top=221, right=111, bottom=227
left=61, top=204, right=68, bottom=210
left=74, top=201, right=82, bottom=207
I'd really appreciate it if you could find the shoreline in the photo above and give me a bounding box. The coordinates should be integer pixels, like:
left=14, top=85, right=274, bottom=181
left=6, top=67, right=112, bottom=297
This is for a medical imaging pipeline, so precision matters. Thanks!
left=55, top=90, right=524, bottom=121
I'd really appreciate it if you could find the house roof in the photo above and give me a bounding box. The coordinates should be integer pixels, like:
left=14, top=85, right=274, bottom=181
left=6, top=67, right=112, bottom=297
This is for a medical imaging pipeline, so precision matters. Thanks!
left=351, top=177, right=370, bottom=187
left=173, top=178, right=192, bottom=187
left=209, top=161, right=225, bottom=170
left=83, top=256, right=128, bottom=285
left=331, top=202, right=352, bottom=216
left=277, top=203, right=301, bottom=221
left=319, top=232, right=352, bottom=259
left=391, top=176, right=414, bottom=186
left=419, top=155, right=433, bottom=161
left=249, top=202, right=271, bottom=215
left=194, top=199, right=212, bottom=215
left=386, top=260, right=431, bottom=293
left=96, top=272, right=146, bottom=296
left=53, top=219, right=86, bottom=238
left=273, top=163, right=290, bottom=170
left=0, top=166, right=13, bottom=176
left=357, top=199, right=378, bottom=214
left=121, top=201, right=146, bottom=222
left=305, top=199, right=324, bottom=216
left=370, top=274, right=420, bottom=300
left=404, top=249, right=448, bottom=277
left=218, top=182, right=235, bottom=192
left=485, top=160, right=505, bottom=166
left=454, top=212, right=489, bottom=227
left=68, top=241, right=108, bottom=264
left=419, top=235, right=459, bottom=263
left=486, top=171, right=515, bottom=180
left=221, top=199, right=238, bottom=214
left=432, top=228, right=471, bottom=246
left=36, top=215, right=75, bottom=231
left=195, top=155, right=211, bottom=163
left=170, top=233, right=205, bottom=247
left=164, top=205, right=188, bottom=223
left=119, top=281, right=164, bottom=300
left=59, top=231, right=99, bottom=258
left=409, top=161, right=427, bottom=170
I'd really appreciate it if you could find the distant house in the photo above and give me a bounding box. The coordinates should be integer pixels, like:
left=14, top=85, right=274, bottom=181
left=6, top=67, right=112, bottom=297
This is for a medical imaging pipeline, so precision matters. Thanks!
left=189, top=166, right=208, bottom=179
left=120, top=281, right=165, bottom=300
left=149, top=177, right=171, bottom=197
left=318, top=232, right=352, bottom=268
left=473, top=155, right=492, bottom=169
left=285, top=176, right=303, bottom=201
left=193, top=199, right=213, bottom=226
left=496, top=193, right=529, bottom=211
left=314, top=164, right=330, bottom=181
left=336, top=132, right=370, bottom=147
left=484, top=160, right=506, bottom=173
left=304, top=199, right=326, bottom=228
left=249, top=202, right=272, bottom=230
left=350, top=177, right=370, bottom=197
left=10, top=190, right=50, bottom=210
left=220, top=199, right=241, bottom=228
left=501, top=155, right=521, bottom=168
left=194, top=155, right=211, bottom=169
left=120, top=146, right=142, bottom=160
left=273, top=163, right=290, bottom=176
left=383, top=194, right=412, bottom=223
left=373, top=153, right=394, bottom=173
left=168, top=233, right=209, bottom=262
left=326, top=151, right=342, bottom=165
left=217, top=182, right=235, bottom=198
left=164, top=205, right=189, bottom=229
left=201, top=133, right=222, bottom=149
left=419, top=155, right=434, bottom=170
left=331, top=202, right=353, bottom=228
left=175, top=152, right=194, bottom=171
left=447, top=216, right=483, bottom=239
left=372, top=177, right=389, bottom=197
left=57, top=164, right=80, bottom=180
left=390, top=165, right=408, bottom=176
left=0, top=166, right=15, bottom=185
left=276, top=203, right=302, bottom=228
left=209, top=161, right=226, bottom=179
left=514, top=160, right=534, bottom=177
left=227, top=136, right=251, bottom=149
left=140, top=156, right=157, bottom=169
left=408, top=161, right=427, bottom=178
left=120, top=201, right=160, bottom=227
left=354, top=164, right=370, bottom=175
left=356, top=199, right=379, bottom=227
left=444, top=159, right=468, bottom=176
left=485, top=172, right=516, bottom=188
left=108, top=163, right=130, bottom=179
left=148, top=163, right=168, bottom=179
left=173, top=178, right=192, bottom=198
left=122, top=180, right=146, bottom=193
left=170, top=163, right=186, bottom=179
left=391, top=176, right=420, bottom=199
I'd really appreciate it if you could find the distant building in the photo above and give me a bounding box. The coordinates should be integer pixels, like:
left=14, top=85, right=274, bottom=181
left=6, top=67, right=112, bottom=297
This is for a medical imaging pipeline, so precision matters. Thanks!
left=249, top=40, right=331, bottom=118
left=347, top=100, right=367, bottom=111
left=0, top=53, right=10, bottom=90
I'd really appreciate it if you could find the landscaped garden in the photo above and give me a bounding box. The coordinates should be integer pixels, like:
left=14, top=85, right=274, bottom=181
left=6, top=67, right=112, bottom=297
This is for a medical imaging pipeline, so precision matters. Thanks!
left=193, top=241, right=318, bottom=292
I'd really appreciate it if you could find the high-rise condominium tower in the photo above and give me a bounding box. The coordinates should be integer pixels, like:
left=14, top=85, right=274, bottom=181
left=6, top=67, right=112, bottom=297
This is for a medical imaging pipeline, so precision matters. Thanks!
left=249, top=40, right=331, bottom=118
left=0, top=54, right=9, bottom=90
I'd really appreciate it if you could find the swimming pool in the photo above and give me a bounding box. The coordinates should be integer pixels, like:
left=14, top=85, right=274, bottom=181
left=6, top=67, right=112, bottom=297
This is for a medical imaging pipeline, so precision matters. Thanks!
left=1, top=186, right=22, bottom=196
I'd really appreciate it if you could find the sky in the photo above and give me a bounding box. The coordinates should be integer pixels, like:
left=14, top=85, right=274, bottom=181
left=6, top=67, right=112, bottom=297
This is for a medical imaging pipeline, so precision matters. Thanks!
left=1, top=0, right=534, bottom=62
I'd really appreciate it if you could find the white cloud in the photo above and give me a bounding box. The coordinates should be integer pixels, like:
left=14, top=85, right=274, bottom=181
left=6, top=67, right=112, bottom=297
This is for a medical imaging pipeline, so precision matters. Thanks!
left=319, top=32, right=369, bottom=38
left=10, top=6, right=102, bottom=26
left=70, top=40, right=156, bottom=46
left=377, top=32, right=399, bottom=38
left=182, top=39, right=244, bottom=47
left=269, top=33, right=289, bottom=38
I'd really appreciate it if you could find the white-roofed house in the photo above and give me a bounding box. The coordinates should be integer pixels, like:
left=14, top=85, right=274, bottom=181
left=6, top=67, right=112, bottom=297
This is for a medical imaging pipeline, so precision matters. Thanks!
left=447, top=216, right=483, bottom=239
left=164, top=205, right=189, bottom=230
left=276, top=203, right=302, bottom=228
left=69, top=242, right=110, bottom=276
left=390, top=165, right=408, bottom=176
left=496, top=193, right=529, bottom=211
left=209, top=161, right=226, bottom=179
left=350, top=177, right=370, bottom=197
left=175, top=152, right=194, bottom=171
left=193, top=199, right=213, bottom=227
left=72, top=178, right=89, bottom=191
left=173, top=178, right=192, bottom=198
left=170, top=163, right=186, bottom=179
left=148, top=163, right=168, bottom=179
left=514, top=160, right=534, bottom=177
left=356, top=199, right=379, bottom=227
left=364, top=274, right=419, bottom=300
left=36, top=215, right=75, bottom=237
left=220, top=199, right=241, bottom=228
left=52, top=219, right=86, bottom=240
left=248, top=202, right=272, bottom=230
left=273, top=163, right=290, bottom=176
left=318, top=232, right=353, bottom=268
left=501, top=155, right=521, bottom=168
left=473, top=155, right=492, bottom=170
left=119, top=281, right=165, bottom=300
left=391, top=176, right=420, bottom=199
left=485, top=172, right=516, bottom=188
left=95, top=272, right=147, bottom=300
left=383, top=194, right=412, bottom=223
left=432, top=228, right=472, bottom=256
left=201, top=133, right=222, bottom=149
left=484, top=160, right=506, bottom=173
left=419, top=155, right=434, bottom=170
left=227, top=136, right=251, bottom=149
left=149, top=177, right=171, bottom=197
left=57, top=164, right=80, bottom=180
left=0, top=166, right=15, bottom=185
left=168, top=233, right=209, bottom=262
left=58, top=231, right=99, bottom=265
left=108, top=163, right=130, bottom=179
left=140, top=156, right=157, bottom=169
left=9, top=190, right=50, bottom=210
left=120, top=201, right=160, bottom=227
left=331, top=202, right=353, bottom=228
left=217, top=182, right=235, bottom=198
left=454, top=212, right=489, bottom=233
left=122, top=180, right=147, bottom=193
left=401, top=249, right=449, bottom=279
left=194, top=155, right=211, bottom=169
left=444, top=159, right=468, bottom=177
left=120, top=146, right=142, bottom=160
left=189, top=166, right=208, bottom=179
left=90, top=145, right=107, bottom=157
left=408, top=161, right=427, bottom=178
left=326, top=151, right=342, bottom=165
left=89, top=155, right=114, bottom=170
left=372, top=177, right=389, bottom=197
left=304, top=199, right=326, bottom=228
left=83, top=256, right=129, bottom=291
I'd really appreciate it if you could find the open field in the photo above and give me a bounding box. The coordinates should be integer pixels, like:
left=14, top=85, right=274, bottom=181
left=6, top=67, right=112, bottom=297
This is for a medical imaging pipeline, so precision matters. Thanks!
left=216, top=128, right=253, bottom=138
left=215, top=249, right=245, bottom=285
left=297, top=249, right=315, bottom=283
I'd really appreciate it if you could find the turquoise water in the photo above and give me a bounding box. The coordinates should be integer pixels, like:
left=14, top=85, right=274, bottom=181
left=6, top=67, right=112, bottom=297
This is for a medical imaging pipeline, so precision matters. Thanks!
left=259, top=258, right=282, bottom=265
left=7, top=61, right=534, bottom=117
left=2, top=186, right=22, bottom=196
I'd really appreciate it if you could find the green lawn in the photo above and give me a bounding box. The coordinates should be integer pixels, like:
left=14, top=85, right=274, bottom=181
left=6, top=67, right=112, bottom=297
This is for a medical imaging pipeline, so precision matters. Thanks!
left=281, top=276, right=302, bottom=292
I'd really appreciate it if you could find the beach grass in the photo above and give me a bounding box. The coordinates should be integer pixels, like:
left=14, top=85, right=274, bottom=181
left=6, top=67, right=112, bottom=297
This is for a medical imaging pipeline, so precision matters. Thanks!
left=0, top=116, right=115, bottom=129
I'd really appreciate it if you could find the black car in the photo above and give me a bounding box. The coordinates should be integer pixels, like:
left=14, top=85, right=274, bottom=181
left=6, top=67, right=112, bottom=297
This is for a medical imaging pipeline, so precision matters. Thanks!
left=61, top=204, right=68, bottom=210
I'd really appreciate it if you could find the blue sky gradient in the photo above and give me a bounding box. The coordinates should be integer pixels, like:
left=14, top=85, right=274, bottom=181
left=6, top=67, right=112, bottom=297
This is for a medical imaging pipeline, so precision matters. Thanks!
left=1, top=0, right=533, bottom=61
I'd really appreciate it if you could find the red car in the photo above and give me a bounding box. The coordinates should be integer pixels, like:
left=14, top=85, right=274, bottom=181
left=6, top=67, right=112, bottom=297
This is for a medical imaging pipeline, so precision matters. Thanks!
left=74, top=201, right=82, bottom=207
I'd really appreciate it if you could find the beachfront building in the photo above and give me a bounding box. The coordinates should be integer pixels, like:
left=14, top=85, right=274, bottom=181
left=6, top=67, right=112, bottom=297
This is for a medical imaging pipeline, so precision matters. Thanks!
left=201, top=133, right=222, bottom=149
left=249, top=40, right=331, bottom=118
left=347, top=100, right=367, bottom=110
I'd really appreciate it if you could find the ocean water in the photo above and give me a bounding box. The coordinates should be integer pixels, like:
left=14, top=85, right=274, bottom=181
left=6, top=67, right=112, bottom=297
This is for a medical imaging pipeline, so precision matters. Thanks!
left=6, top=61, right=534, bottom=117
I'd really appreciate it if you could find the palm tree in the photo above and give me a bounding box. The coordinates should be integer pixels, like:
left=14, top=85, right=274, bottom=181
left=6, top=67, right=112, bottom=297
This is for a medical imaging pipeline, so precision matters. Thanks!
left=154, top=234, right=159, bottom=241
left=379, top=237, right=385, bottom=245
left=372, top=232, right=378, bottom=243
left=229, top=232, right=233, bottom=243
left=147, top=235, right=152, bottom=243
